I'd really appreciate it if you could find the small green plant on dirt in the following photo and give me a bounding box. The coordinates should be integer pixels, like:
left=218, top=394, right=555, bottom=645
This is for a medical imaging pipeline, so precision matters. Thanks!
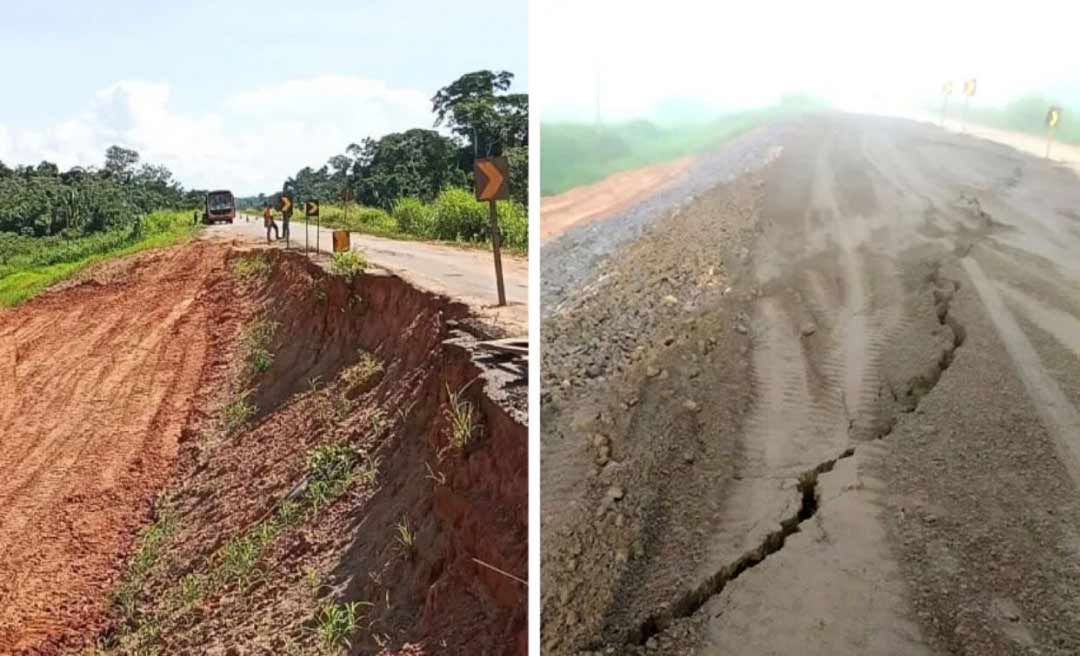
left=232, top=253, right=271, bottom=280
left=305, top=568, right=322, bottom=600
left=222, top=394, right=255, bottom=433
left=395, top=515, right=416, bottom=560
left=440, top=382, right=483, bottom=459
left=242, top=318, right=279, bottom=376
left=112, top=510, right=178, bottom=623
left=341, top=350, right=382, bottom=389
left=216, top=533, right=264, bottom=587
left=329, top=250, right=367, bottom=278
left=316, top=600, right=372, bottom=650
left=277, top=498, right=303, bottom=528
left=178, top=573, right=208, bottom=607
left=305, top=441, right=358, bottom=510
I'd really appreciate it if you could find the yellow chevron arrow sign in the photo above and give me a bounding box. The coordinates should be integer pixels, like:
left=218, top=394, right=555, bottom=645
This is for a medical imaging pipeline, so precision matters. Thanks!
left=1048, top=107, right=1061, bottom=128
left=474, top=156, right=510, bottom=201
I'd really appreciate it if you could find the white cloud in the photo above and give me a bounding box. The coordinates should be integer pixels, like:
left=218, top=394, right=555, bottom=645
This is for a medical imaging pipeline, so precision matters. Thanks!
left=0, top=76, right=440, bottom=194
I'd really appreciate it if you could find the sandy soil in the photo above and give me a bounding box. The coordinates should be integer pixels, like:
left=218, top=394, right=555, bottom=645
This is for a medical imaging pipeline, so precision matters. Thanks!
left=541, top=113, right=1080, bottom=654
left=539, top=156, right=693, bottom=243
left=0, top=242, right=240, bottom=653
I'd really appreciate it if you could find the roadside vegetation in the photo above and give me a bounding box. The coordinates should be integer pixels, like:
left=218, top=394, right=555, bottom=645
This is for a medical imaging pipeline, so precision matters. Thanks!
left=540, top=95, right=826, bottom=195
left=966, top=94, right=1080, bottom=145
left=238, top=70, right=528, bottom=253
left=0, top=145, right=208, bottom=307
left=0, top=209, right=200, bottom=306
left=266, top=188, right=527, bottom=253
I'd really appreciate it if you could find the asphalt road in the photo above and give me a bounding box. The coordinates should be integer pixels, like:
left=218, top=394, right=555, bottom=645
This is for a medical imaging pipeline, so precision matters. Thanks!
left=215, top=214, right=528, bottom=326
left=541, top=113, right=1080, bottom=655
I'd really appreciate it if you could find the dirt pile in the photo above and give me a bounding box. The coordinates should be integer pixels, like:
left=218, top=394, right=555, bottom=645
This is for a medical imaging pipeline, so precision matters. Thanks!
left=1, top=242, right=526, bottom=655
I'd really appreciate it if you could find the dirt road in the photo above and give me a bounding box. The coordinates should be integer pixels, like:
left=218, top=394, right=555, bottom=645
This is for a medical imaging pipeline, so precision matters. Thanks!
left=540, top=156, right=693, bottom=243
left=0, top=242, right=237, bottom=653
left=541, top=113, right=1080, bottom=654
left=219, top=217, right=528, bottom=327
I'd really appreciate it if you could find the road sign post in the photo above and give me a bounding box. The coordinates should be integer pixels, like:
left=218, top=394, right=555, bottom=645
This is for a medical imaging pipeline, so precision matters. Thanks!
left=304, top=200, right=320, bottom=255
left=279, top=194, right=294, bottom=249
left=474, top=156, right=510, bottom=306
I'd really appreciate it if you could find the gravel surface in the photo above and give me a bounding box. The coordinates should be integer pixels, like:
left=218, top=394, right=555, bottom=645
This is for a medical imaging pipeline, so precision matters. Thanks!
left=541, top=112, right=1080, bottom=655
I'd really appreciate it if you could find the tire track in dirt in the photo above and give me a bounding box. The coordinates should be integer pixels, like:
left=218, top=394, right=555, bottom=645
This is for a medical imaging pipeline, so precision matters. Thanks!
left=0, top=242, right=236, bottom=654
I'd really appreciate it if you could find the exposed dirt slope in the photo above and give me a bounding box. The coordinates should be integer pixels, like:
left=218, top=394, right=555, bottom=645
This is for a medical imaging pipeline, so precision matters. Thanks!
left=0, top=241, right=526, bottom=655
left=0, top=242, right=241, bottom=654
left=95, top=247, right=527, bottom=655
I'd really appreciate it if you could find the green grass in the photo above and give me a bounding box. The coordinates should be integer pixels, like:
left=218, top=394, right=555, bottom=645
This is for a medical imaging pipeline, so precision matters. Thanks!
left=232, top=253, right=271, bottom=280
left=965, top=94, right=1080, bottom=145
left=440, top=382, right=482, bottom=458
left=241, top=318, right=280, bottom=376
left=540, top=97, right=826, bottom=196
left=316, top=600, right=373, bottom=650
left=112, top=510, right=178, bottom=623
left=0, top=209, right=201, bottom=307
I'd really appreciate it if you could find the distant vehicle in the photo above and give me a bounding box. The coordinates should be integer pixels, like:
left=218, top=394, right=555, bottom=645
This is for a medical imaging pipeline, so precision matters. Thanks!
left=203, top=190, right=236, bottom=224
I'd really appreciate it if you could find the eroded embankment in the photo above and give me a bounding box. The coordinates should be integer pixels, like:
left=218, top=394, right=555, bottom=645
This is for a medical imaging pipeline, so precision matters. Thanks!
left=93, top=247, right=527, bottom=655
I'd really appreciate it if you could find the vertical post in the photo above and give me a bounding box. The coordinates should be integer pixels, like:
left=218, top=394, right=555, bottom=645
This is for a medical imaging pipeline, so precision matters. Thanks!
left=489, top=199, right=506, bottom=306
left=305, top=210, right=310, bottom=254
left=961, top=96, right=969, bottom=134
left=1046, top=124, right=1053, bottom=160
left=941, top=96, right=949, bottom=128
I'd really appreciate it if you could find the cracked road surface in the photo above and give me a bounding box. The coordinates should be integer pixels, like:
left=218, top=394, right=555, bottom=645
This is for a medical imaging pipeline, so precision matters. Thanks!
left=540, top=114, right=1080, bottom=655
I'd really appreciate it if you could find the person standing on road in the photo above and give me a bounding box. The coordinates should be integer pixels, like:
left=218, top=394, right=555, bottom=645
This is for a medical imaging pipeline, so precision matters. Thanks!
left=263, top=205, right=279, bottom=242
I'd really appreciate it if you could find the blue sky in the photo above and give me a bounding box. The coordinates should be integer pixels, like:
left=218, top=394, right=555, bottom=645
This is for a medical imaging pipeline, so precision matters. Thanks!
left=0, top=0, right=528, bottom=194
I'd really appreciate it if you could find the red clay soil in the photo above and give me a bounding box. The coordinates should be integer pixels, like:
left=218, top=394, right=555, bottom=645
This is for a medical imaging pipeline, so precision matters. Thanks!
left=540, top=156, right=693, bottom=243
left=0, top=241, right=527, bottom=655
left=0, top=242, right=241, bottom=654
left=88, top=246, right=525, bottom=655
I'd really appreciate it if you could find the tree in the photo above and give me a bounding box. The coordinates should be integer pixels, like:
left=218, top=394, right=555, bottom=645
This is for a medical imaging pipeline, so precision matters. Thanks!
left=432, top=70, right=526, bottom=158
left=354, top=129, right=466, bottom=209
left=104, top=145, right=140, bottom=179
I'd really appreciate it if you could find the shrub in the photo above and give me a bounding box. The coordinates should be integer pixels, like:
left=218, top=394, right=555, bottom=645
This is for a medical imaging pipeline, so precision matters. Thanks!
left=354, top=207, right=397, bottom=232
left=430, top=188, right=527, bottom=250
left=391, top=197, right=435, bottom=236
left=330, top=250, right=367, bottom=278
left=498, top=201, right=527, bottom=251
left=431, top=188, right=488, bottom=242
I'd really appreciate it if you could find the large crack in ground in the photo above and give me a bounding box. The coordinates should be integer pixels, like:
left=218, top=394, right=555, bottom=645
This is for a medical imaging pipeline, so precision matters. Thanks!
left=620, top=258, right=968, bottom=650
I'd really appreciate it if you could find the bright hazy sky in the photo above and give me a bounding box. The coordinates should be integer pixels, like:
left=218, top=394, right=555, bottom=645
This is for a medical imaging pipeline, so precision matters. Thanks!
left=535, top=0, right=1080, bottom=122
left=0, top=1, right=527, bottom=195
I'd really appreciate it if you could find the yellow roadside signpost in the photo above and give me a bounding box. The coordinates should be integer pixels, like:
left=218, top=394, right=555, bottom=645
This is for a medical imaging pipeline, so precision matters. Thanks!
left=279, top=194, right=294, bottom=249
left=1046, top=106, right=1062, bottom=159
left=474, top=156, right=510, bottom=307
left=304, top=200, right=319, bottom=254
